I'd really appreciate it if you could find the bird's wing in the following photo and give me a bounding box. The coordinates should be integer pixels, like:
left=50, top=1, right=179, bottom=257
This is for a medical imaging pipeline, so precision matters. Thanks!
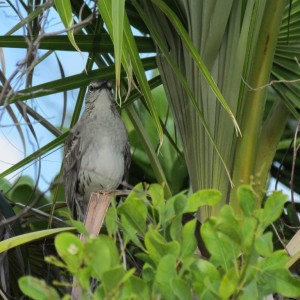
left=122, top=141, right=131, bottom=184
left=63, top=127, right=82, bottom=219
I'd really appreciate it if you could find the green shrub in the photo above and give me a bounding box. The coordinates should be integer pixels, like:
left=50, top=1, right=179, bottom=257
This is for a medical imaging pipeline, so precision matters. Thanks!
left=18, top=184, right=300, bottom=299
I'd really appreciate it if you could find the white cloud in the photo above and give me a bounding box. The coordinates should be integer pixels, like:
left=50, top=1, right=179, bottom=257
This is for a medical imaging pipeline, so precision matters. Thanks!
left=0, top=134, right=23, bottom=174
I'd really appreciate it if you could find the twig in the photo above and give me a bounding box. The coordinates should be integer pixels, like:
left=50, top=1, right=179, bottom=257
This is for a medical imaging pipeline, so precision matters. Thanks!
left=0, top=2, right=95, bottom=106
left=289, top=120, right=300, bottom=223
left=242, top=56, right=300, bottom=92
left=0, top=177, right=62, bottom=228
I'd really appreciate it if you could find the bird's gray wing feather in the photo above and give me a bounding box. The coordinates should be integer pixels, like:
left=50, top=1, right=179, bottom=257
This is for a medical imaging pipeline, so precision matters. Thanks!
left=122, top=141, right=131, bottom=184
left=63, top=127, right=81, bottom=219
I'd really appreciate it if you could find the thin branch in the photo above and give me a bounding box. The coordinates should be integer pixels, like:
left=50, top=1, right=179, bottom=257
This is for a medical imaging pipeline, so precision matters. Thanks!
left=289, top=120, right=300, bottom=222
left=0, top=177, right=62, bottom=228
left=242, top=56, right=300, bottom=91
left=0, top=4, right=95, bottom=106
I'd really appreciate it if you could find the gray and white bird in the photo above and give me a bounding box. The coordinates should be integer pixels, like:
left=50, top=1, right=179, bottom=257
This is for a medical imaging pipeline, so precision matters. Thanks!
left=63, top=80, right=131, bottom=221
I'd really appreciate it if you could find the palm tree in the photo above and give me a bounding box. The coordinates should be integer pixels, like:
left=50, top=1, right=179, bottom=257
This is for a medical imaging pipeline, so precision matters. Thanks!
left=1, top=0, right=298, bottom=213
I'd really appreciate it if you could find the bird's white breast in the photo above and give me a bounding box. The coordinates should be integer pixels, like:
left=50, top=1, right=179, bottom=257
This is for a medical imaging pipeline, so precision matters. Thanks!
left=77, top=111, right=126, bottom=200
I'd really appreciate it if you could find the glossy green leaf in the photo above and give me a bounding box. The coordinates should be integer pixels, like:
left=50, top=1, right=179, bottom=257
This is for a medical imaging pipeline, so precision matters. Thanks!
left=145, top=227, right=180, bottom=265
left=102, top=266, right=135, bottom=294
left=85, top=235, right=120, bottom=280
left=148, top=183, right=165, bottom=209
left=219, top=267, right=239, bottom=299
left=69, top=218, right=90, bottom=237
left=117, top=185, right=147, bottom=248
left=264, top=269, right=300, bottom=298
left=191, top=259, right=220, bottom=295
left=105, top=206, right=119, bottom=237
left=258, top=251, right=300, bottom=297
left=164, top=194, right=186, bottom=224
left=173, top=194, right=188, bottom=215
left=123, top=276, right=150, bottom=299
left=78, top=266, right=92, bottom=292
left=172, top=277, right=192, bottom=300
left=118, top=193, right=147, bottom=234
left=259, top=250, right=289, bottom=270
left=169, top=215, right=183, bottom=241
left=155, top=254, right=177, bottom=300
left=44, top=255, right=66, bottom=268
left=260, top=191, right=287, bottom=229
left=239, top=281, right=258, bottom=300
left=216, top=205, right=241, bottom=244
left=180, top=219, right=197, bottom=258
left=19, top=276, right=60, bottom=300
left=255, top=232, right=273, bottom=257
left=142, top=264, right=156, bottom=282
left=237, top=185, right=256, bottom=216
left=119, top=212, right=145, bottom=251
left=54, top=232, right=83, bottom=272
left=240, top=217, right=257, bottom=254
left=148, top=183, right=166, bottom=226
left=201, top=217, right=239, bottom=270
left=184, top=190, right=222, bottom=213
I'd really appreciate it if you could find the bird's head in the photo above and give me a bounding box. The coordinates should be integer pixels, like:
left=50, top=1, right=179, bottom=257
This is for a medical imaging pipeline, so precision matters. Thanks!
left=85, top=80, right=114, bottom=107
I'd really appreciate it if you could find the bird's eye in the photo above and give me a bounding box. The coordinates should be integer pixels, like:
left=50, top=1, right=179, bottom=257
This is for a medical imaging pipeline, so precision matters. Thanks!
left=88, top=85, right=94, bottom=92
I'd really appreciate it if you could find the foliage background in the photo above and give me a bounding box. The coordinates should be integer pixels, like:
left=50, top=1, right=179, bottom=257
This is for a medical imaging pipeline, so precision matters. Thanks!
left=0, top=0, right=299, bottom=298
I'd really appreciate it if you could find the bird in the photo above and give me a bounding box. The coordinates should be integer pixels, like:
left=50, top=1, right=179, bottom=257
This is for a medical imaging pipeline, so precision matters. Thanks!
left=63, top=80, right=131, bottom=221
